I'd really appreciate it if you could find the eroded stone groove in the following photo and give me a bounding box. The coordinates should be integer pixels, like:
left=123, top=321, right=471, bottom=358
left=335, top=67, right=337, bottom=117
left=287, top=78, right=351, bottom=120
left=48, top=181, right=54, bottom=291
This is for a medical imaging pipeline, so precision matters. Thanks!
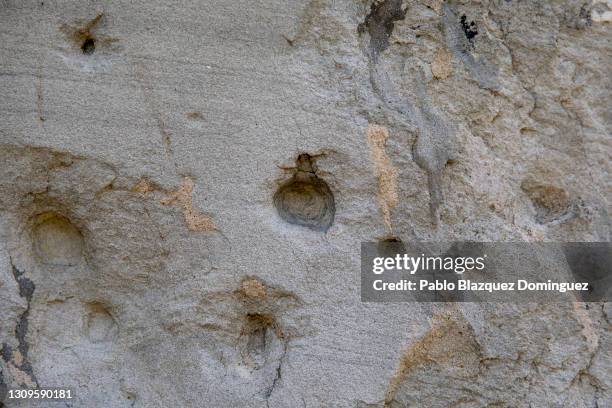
left=361, top=3, right=456, bottom=226
left=358, top=0, right=407, bottom=61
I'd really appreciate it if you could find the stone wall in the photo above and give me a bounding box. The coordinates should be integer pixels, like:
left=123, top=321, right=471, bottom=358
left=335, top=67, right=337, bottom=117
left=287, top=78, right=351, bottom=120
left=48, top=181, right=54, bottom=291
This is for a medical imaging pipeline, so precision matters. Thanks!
left=0, top=1, right=610, bottom=406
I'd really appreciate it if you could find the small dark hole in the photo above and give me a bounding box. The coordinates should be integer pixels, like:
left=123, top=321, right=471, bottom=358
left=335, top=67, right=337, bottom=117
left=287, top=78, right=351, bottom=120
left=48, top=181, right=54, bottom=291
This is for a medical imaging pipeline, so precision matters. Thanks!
left=81, top=38, right=95, bottom=55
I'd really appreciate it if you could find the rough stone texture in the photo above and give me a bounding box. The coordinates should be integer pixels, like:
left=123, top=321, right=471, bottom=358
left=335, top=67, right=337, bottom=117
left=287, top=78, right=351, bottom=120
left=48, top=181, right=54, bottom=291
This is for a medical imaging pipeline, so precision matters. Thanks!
left=0, top=0, right=610, bottom=407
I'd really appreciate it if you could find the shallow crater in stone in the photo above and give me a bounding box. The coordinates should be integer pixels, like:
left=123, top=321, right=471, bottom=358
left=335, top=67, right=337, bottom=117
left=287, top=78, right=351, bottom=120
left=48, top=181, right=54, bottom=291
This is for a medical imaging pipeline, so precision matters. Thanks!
left=273, top=163, right=335, bottom=232
left=32, top=212, right=84, bottom=266
left=85, top=302, right=118, bottom=343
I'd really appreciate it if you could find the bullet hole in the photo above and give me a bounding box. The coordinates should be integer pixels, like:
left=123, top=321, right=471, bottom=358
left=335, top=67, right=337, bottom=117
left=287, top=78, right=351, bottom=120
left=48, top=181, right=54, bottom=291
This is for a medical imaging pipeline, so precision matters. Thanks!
left=60, top=13, right=106, bottom=55
left=85, top=302, right=118, bottom=343
left=32, top=213, right=84, bottom=266
left=521, top=180, right=571, bottom=224
left=81, top=38, right=95, bottom=54
left=460, top=15, right=478, bottom=43
left=273, top=154, right=335, bottom=232
left=242, top=314, right=280, bottom=369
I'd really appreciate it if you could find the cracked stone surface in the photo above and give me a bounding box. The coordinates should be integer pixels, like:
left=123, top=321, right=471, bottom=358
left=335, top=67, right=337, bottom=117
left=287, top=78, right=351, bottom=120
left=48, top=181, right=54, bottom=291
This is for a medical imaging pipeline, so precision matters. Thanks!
left=0, top=0, right=610, bottom=407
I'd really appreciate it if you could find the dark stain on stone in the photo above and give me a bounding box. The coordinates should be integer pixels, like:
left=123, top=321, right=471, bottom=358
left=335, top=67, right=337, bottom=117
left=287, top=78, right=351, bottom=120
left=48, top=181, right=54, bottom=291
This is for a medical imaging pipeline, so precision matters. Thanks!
left=460, top=15, right=478, bottom=43
left=0, top=345, right=11, bottom=363
left=461, top=14, right=478, bottom=44
left=578, top=4, right=592, bottom=26
left=0, top=368, right=7, bottom=407
left=358, top=0, right=407, bottom=61
left=11, top=264, right=34, bottom=303
left=15, top=314, right=31, bottom=363
left=7, top=261, right=38, bottom=386
left=567, top=3, right=592, bottom=29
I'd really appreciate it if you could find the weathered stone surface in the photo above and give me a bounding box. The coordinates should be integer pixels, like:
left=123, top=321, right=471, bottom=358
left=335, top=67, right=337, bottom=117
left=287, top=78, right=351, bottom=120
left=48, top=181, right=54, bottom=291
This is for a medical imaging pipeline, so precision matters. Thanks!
left=0, top=0, right=610, bottom=407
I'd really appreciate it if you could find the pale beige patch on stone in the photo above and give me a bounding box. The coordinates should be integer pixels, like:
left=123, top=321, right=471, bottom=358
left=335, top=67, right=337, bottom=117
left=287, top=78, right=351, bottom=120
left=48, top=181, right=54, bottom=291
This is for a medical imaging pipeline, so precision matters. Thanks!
left=521, top=181, right=569, bottom=212
left=431, top=48, right=453, bottom=80
left=130, top=178, right=154, bottom=196
left=12, top=350, right=23, bottom=366
left=241, top=278, right=267, bottom=299
left=161, top=177, right=217, bottom=232
left=367, top=125, right=399, bottom=233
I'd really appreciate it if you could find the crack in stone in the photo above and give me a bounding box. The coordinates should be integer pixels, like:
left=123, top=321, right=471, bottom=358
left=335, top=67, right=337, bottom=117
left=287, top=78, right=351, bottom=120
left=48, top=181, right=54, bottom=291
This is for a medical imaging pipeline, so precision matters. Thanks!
left=265, top=341, right=288, bottom=408
left=3, top=259, right=38, bottom=388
